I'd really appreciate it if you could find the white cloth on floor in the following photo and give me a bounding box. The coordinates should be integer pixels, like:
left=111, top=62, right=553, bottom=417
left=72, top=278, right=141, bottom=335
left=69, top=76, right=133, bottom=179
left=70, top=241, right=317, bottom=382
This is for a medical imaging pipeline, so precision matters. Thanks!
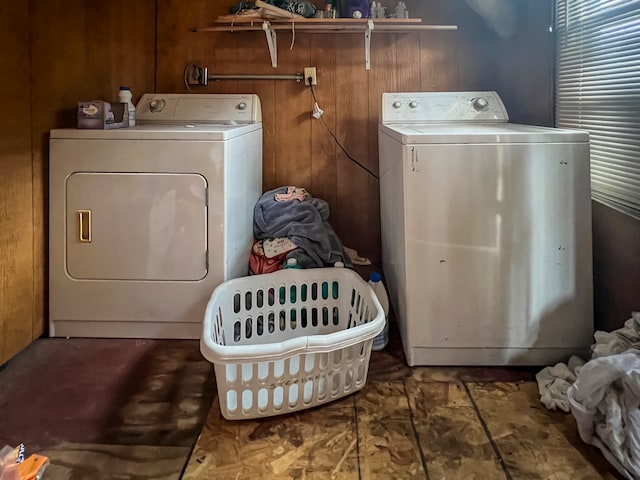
left=568, top=350, right=640, bottom=480
left=535, top=355, right=584, bottom=412
left=536, top=312, right=640, bottom=480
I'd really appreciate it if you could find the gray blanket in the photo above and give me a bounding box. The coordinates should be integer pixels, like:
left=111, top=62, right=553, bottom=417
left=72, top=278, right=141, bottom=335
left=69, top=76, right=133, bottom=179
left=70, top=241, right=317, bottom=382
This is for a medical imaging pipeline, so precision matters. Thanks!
left=253, top=187, right=351, bottom=268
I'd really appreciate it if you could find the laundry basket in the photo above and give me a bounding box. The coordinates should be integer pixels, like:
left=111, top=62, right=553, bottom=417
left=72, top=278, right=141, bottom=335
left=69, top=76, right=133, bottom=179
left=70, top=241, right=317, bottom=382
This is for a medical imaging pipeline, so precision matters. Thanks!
left=200, top=267, right=384, bottom=420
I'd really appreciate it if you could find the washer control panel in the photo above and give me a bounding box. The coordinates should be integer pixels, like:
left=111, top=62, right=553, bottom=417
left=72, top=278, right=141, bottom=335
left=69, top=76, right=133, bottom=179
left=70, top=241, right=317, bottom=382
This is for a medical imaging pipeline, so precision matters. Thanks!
left=381, top=91, right=508, bottom=124
left=136, top=93, right=262, bottom=124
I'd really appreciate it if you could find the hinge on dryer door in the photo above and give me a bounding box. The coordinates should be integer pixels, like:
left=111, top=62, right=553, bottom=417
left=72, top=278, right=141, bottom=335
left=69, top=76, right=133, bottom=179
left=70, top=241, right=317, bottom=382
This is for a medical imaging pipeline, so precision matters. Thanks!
left=205, top=250, right=209, bottom=270
left=205, top=186, right=209, bottom=207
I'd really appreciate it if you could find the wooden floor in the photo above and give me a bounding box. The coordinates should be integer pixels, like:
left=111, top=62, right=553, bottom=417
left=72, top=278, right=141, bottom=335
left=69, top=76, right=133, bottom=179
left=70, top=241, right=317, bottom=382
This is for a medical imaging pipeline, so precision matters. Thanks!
left=183, top=331, right=623, bottom=480
left=1, top=332, right=623, bottom=478
left=0, top=338, right=215, bottom=480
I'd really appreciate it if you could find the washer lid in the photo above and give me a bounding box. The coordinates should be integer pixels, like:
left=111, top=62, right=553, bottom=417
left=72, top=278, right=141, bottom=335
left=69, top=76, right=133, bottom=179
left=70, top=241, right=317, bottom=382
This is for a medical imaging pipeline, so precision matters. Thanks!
left=50, top=122, right=261, bottom=141
left=379, top=122, right=589, bottom=144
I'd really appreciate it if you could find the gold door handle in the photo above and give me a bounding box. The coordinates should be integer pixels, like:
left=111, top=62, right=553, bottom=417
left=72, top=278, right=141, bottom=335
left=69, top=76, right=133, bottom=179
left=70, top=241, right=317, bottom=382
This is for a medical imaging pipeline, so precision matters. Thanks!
left=78, top=210, right=92, bottom=243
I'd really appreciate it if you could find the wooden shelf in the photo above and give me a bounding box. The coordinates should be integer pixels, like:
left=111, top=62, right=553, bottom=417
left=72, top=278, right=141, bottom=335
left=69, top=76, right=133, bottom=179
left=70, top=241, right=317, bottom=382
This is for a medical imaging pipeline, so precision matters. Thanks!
left=192, top=18, right=457, bottom=33
left=191, top=18, right=457, bottom=69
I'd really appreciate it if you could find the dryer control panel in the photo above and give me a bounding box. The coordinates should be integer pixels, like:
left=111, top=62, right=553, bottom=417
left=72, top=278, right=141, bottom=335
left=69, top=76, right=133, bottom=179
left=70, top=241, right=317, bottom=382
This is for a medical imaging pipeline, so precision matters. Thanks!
left=381, top=91, right=509, bottom=124
left=136, top=93, right=262, bottom=125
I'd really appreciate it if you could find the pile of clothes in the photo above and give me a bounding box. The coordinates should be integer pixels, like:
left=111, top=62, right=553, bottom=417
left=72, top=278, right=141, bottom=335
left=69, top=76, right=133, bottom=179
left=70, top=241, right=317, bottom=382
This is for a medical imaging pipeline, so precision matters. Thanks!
left=249, top=186, right=354, bottom=275
left=230, top=0, right=317, bottom=18
left=536, top=312, right=640, bottom=479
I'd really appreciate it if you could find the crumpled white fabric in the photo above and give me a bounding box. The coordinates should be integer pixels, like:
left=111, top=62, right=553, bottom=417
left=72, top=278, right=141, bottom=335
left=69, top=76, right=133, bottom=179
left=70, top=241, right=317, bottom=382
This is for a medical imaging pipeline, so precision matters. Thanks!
left=568, top=350, right=640, bottom=480
left=536, top=312, right=640, bottom=480
left=536, top=355, right=585, bottom=412
left=591, top=314, right=640, bottom=359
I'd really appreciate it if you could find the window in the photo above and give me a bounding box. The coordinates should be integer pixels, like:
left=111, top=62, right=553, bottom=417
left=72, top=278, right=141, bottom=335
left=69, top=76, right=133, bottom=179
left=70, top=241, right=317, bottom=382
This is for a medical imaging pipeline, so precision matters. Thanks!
left=555, top=0, right=640, bottom=219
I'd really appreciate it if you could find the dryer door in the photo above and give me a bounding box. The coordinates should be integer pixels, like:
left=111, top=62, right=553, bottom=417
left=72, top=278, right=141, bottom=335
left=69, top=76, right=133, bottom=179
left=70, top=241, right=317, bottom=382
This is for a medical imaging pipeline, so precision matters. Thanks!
left=66, top=172, right=208, bottom=281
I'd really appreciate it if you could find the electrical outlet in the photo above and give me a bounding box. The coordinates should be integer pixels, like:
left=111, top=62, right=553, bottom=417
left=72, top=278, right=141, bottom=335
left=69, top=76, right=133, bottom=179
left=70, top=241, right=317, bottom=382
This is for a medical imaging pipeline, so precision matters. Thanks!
left=304, top=67, right=317, bottom=86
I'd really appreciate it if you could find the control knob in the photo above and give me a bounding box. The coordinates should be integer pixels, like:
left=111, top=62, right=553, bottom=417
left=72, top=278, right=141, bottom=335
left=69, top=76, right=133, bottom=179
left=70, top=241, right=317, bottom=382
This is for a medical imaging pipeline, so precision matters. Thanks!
left=237, top=102, right=248, bottom=111
left=409, top=101, right=419, bottom=109
left=149, top=98, right=166, bottom=113
left=472, top=97, right=489, bottom=111
left=392, top=101, right=402, bottom=109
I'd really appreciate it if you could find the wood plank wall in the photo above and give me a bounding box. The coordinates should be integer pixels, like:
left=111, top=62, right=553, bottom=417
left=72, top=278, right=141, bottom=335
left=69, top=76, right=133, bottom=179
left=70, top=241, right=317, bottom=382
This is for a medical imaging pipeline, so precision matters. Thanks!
left=0, top=3, right=34, bottom=365
left=156, top=0, right=554, bottom=262
left=0, top=0, right=156, bottom=365
left=0, top=0, right=553, bottom=363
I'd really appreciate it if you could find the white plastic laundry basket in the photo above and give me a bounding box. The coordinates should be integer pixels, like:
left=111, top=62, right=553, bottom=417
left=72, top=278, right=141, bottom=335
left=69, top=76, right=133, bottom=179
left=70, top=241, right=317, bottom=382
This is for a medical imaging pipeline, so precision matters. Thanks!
left=200, top=267, right=384, bottom=420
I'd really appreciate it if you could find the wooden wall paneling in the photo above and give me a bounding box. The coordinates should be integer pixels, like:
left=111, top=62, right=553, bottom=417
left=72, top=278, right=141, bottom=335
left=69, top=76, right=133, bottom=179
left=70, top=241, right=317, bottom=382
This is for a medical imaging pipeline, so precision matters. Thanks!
left=419, top=31, right=460, bottom=91
left=395, top=33, right=422, bottom=92
left=38, top=5, right=158, bottom=333
left=366, top=34, right=398, bottom=262
left=28, top=1, right=75, bottom=339
left=216, top=34, right=278, bottom=192
left=210, top=32, right=244, bottom=95
left=30, top=0, right=156, bottom=341
left=244, top=65, right=278, bottom=194
left=414, top=0, right=459, bottom=91
left=253, top=79, right=277, bottom=195
left=273, top=34, right=313, bottom=190
left=0, top=2, right=34, bottom=364
left=156, top=0, right=222, bottom=92
left=156, top=0, right=555, bottom=269
left=30, top=0, right=88, bottom=342
left=83, top=0, right=157, bottom=103
left=334, top=37, right=372, bottom=257
left=309, top=34, right=338, bottom=209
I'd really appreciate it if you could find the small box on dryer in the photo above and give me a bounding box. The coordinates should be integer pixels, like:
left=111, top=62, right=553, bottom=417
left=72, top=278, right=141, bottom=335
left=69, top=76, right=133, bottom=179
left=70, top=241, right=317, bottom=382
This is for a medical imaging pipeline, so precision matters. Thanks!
left=77, top=101, right=129, bottom=129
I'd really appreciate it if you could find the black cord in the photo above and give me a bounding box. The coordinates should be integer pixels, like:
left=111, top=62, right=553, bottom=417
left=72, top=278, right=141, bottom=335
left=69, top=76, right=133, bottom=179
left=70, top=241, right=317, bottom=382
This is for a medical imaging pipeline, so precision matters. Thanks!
left=308, top=82, right=380, bottom=180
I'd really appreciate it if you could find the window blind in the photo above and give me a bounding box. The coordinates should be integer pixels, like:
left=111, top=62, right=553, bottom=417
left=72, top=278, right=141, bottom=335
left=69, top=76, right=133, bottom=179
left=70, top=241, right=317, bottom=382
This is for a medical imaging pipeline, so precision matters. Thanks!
left=555, top=0, right=640, bottom=219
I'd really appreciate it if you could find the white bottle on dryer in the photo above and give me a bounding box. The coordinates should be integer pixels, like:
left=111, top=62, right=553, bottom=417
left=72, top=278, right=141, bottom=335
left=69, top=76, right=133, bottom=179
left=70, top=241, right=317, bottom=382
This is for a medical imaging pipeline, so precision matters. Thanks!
left=118, top=86, right=136, bottom=126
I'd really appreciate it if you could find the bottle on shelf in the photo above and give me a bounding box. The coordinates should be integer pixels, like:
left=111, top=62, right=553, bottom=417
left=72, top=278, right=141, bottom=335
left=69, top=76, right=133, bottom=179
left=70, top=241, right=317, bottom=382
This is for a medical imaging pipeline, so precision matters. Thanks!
left=324, top=0, right=336, bottom=18
left=118, top=86, right=136, bottom=127
left=368, top=272, right=389, bottom=351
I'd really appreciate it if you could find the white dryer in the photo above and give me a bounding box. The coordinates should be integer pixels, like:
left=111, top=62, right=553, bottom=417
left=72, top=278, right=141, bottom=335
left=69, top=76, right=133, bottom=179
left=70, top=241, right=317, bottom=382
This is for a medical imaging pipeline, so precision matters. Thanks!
left=378, top=91, right=593, bottom=366
left=49, top=94, right=263, bottom=338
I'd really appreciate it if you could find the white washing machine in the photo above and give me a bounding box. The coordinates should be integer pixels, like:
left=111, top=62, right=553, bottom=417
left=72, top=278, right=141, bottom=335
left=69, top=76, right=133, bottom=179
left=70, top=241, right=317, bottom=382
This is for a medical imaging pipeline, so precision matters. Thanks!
left=378, top=91, right=593, bottom=366
left=49, top=94, right=263, bottom=338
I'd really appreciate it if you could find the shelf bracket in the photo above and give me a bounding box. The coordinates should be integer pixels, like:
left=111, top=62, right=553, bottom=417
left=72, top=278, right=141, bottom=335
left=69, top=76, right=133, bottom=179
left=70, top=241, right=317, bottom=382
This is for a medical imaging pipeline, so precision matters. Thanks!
left=365, top=20, right=374, bottom=70
left=262, top=21, right=278, bottom=68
